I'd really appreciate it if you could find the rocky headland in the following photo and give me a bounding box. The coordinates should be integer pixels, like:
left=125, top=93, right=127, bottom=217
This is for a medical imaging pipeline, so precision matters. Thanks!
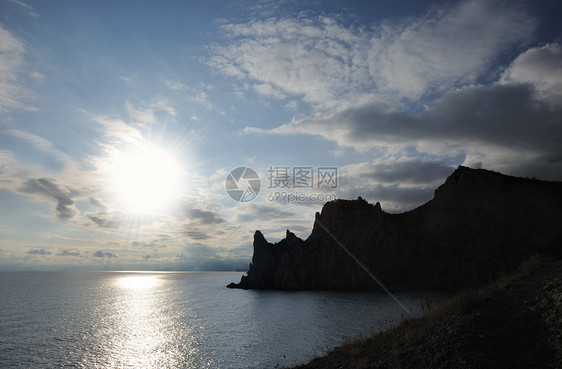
left=228, top=166, right=562, bottom=292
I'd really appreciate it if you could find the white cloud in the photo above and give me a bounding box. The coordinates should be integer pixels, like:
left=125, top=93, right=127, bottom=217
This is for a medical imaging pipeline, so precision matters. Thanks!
left=501, top=43, right=562, bottom=105
left=0, top=25, right=34, bottom=112
left=284, top=100, right=298, bottom=111
left=209, top=16, right=371, bottom=110
left=124, top=102, right=157, bottom=124
left=94, top=116, right=145, bottom=144
left=368, top=0, right=536, bottom=99
left=149, top=98, right=177, bottom=118
left=3, top=129, right=54, bottom=153
left=124, top=99, right=177, bottom=125
left=209, top=0, right=535, bottom=110
left=253, top=83, right=286, bottom=99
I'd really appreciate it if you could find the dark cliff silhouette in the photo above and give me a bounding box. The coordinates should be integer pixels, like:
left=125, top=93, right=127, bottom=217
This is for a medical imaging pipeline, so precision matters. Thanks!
left=228, top=166, right=562, bottom=291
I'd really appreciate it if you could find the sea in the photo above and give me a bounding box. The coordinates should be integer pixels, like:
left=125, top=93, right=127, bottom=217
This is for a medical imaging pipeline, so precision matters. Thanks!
left=0, top=272, right=442, bottom=368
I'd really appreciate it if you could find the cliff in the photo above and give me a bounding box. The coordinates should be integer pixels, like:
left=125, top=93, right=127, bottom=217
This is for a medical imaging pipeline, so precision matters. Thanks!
left=228, top=166, right=562, bottom=291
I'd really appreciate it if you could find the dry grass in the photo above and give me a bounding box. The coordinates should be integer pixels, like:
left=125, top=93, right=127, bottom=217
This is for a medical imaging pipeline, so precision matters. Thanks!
left=293, top=254, right=552, bottom=369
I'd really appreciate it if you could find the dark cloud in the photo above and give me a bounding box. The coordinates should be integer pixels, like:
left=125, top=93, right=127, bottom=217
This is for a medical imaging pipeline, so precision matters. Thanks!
left=281, top=82, right=562, bottom=180
left=27, top=249, right=52, bottom=255
left=131, top=241, right=157, bottom=248
left=184, top=206, right=225, bottom=225
left=331, top=160, right=456, bottom=211
left=326, top=84, right=560, bottom=151
left=182, top=231, right=210, bottom=240
left=56, top=250, right=80, bottom=257
left=87, top=214, right=121, bottom=228
left=143, top=255, right=151, bottom=260
left=348, top=161, right=454, bottom=185
left=19, top=178, right=77, bottom=220
left=86, top=211, right=157, bottom=229
left=89, top=197, right=106, bottom=209
left=92, top=250, right=117, bottom=258
left=332, top=183, right=437, bottom=213
left=240, top=203, right=296, bottom=221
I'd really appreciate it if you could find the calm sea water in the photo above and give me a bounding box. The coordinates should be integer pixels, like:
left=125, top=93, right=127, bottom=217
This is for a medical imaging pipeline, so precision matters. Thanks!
left=0, top=272, right=441, bottom=368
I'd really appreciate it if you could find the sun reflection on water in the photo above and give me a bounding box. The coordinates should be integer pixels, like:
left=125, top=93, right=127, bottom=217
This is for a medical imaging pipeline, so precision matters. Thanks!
left=117, top=275, right=161, bottom=289
left=104, top=274, right=187, bottom=368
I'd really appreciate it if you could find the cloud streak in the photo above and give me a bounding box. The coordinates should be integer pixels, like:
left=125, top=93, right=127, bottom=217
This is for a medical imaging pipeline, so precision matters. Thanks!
left=0, top=25, right=34, bottom=111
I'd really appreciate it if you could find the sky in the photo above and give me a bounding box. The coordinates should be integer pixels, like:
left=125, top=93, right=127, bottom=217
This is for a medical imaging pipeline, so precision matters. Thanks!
left=0, top=0, right=561, bottom=271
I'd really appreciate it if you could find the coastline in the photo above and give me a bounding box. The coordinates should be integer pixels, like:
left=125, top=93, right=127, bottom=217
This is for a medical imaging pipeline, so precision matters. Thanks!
left=291, top=256, right=562, bottom=369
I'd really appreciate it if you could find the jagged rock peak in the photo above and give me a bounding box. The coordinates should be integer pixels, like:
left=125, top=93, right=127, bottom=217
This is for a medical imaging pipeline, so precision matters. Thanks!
left=254, top=230, right=265, bottom=241
left=286, top=229, right=298, bottom=241
left=319, top=197, right=384, bottom=215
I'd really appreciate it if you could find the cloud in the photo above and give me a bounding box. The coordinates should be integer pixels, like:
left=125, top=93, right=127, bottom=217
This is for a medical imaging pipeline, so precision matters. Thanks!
left=27, top=248, right=52, bottom=255
left=2, top=129, right=57, bottom=155
left=235, top=203, right=296, bottom=222
left=123, top=99, right=177, bottom=125
left=87, top=213, right=121, bottom=229
left=19, top=178, right=77, bottom=220
left=0, top=25, right=35, bottom=112
left=89, top=197, right=106, bottom=209
left=7, top=0, right=39, bottom=17
left=209, top=0, right=535, bottom=109
left=247, top=80, right=562, bottom=180
left=131, top=240, right=158, bottom=247
left=322, top=159, right=455, bottom=212
left=92, top=250, right=117, bottom=258
left=342, top=160, right=454, bottom=185
left=367, top=0, right=535, bottom=100
left=56, top=250, right=80, bottom=257
left=182, top=231, right=210, bottom=240
left=183, top=204, right=225, bottom=225
left=253, top=83, right=286, bottom=99
left=284, top=100, right=298, bottom=111
left=94, top=116, right=144, bottom=144
left=501, top=43, right=562, bottom=105
left=86, top=210, right=160, bottom=230
left=124, top=102, right=158, bottom=124
left=209, top=15, right=370, bottom=109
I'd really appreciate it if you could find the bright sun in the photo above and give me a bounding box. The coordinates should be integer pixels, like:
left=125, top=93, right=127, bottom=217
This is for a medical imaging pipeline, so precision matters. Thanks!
left=106, top=145, right=184, bottom=215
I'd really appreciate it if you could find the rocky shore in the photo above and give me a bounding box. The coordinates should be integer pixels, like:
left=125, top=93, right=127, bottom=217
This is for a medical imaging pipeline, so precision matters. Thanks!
left=292, top=257, right=562, bottom=369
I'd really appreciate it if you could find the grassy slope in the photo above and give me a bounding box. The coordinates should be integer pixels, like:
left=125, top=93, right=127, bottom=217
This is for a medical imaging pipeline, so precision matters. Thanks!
left=292, top=256, right=562, bottom=369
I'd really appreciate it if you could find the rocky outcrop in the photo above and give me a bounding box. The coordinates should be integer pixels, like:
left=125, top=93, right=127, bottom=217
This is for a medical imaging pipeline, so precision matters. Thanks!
left=227, top=167, right=562, bottom=291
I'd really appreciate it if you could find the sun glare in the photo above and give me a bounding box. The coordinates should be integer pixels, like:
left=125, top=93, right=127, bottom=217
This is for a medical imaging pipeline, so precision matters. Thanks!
left=106, top=145, right=184, bottom=215
left=117, top=275, right=161, bottom=289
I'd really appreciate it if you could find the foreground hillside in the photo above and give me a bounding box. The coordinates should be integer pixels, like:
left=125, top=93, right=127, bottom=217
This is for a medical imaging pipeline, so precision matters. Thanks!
left=293, top=256, right=562, bottom=369
left=229, top=166, right=562, bottom=291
